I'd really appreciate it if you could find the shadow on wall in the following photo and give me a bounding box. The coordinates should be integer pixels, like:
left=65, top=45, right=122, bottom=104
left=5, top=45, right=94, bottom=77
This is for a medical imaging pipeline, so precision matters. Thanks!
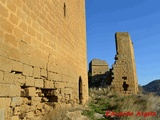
left=88, top=71, right=112, bottom=88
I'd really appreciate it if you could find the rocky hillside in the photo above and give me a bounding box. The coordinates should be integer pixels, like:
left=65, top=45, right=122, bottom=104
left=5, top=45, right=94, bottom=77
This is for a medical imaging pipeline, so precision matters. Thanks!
left=142, top=79, right=160, bottom=95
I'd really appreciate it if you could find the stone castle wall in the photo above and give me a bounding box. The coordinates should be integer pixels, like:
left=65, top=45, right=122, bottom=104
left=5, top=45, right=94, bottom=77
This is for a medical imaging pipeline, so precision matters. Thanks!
left=0, top=0, right=88, bottom=119
left=111, top=32, right=138, bottom=94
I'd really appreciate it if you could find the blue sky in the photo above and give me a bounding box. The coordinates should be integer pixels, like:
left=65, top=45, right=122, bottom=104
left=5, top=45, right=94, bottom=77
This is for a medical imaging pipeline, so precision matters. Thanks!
left=86, top=0, right=160, bottom=85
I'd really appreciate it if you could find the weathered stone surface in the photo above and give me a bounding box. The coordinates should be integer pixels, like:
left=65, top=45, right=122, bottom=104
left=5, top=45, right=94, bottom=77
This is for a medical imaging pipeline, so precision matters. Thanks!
left=10, top=60, right=23, bottom=73
left=0, top=84, right=21, bottom=97
left=11, top=116, right=19, bottom=120
left=33, top=67, right=40, bottom=78
left=10, top=84, right=21, bottom=97
left=111, top=32, right=138, bottom=95
left=25, top=76, right=35, bottom=87
left=0, top=98, right=11, bottom=108
left=25, top=87, right=36, bottom=97
left=35, top=79, right=44, bottom=88
left=13, top=106, right=21, bottom=115
left=0, top=109, right=4, bottom=120
left=0, top=84, right=10, bottom=96
left=11, top=97, right=23, bottom=107
left=23, top=64, right=33, bottom=76
left=3, top=72, right=14, bottom=84
left=44, top=80, right=54, bottom=89
left=0, top=71, right=3, bottom=82
left=14, top=74, right=25, bottom=85
left=0, top=0, right=88, bottom=119
left=40, top=69, right=47, bottom=78
left=0, top=56, right=11, bottom=72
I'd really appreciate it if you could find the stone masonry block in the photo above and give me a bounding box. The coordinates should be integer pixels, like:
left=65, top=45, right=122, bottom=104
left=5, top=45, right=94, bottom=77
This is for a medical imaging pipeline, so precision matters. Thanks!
left=14, top=27, right=24, bottom=39
left=10, top=84, right=21, bottom=97
left=1, top=17, right=14, bottom=33
left=20, top=52, right=30, bottom=64
left=14, top=74, right=25, bottom=85
left=4, top=33, right=17, bottom=47
left=0, top=56, right=11, bottom=72
left=0, top=3, right=9, bottom=18
left=11, top=116, right=19, bottom=120
left=6, top=0, right=17, bottom=12
left=61, top=88, right=72, bottom=95
left=25, top=87, right=36, bottom=97
left=10, top=60, right=23, bottom=73
left=0, top=108, right=4, bottom=120
left=31, top=97, right=42, bottom=105
left=54, top=73, right=62, bottom=82
left=0, top=71, right=3, bottom=82
left=55, top=82, right=64, bottom=88
left=48, top=63, right=59, bottom=73
left=48, top=72, right=62, bottom=81
left=13, top=106, right=21, bottom=115
left=0, top=84, right=10, bottom=96
left=33, top=67, right=40, bottom=78
left=30, top=55, right=44, bottom=68
left=44, top=80, right=54, bottom=89
left=0, top=84, right=20, bottom=97
left=23, top=64, right=33, bottom=76
left=0, top=98, right=11, bottom=108
left=48, top=72, right=54, bottom=80
left=11, top=97, right=23, bottom=107
left=35, top=79, right=44, bottom=88
left=3, top=72, right=14, bottom=84
left=40, top=69, right=47, bottom=78
left=25, top=76, right=35, bottom=86
left=7, top=46, right=20, bottom=61
left=0, top=41, right=8, bottom=57
left=10, top=13, right=19, bottom=25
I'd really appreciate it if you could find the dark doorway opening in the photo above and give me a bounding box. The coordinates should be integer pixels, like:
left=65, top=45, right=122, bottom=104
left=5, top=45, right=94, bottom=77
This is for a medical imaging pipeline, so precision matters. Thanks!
left=79, top=76, right=82, bottom=104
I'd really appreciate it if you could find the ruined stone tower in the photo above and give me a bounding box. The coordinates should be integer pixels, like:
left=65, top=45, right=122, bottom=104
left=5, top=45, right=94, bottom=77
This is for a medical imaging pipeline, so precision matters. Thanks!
left=111, top=32, right=138, bottom=94
left=0, top=0, right=88, bottom=119
left=88, top=59, right=109, bottom=87
left=89, top=59, right=109, bottom=77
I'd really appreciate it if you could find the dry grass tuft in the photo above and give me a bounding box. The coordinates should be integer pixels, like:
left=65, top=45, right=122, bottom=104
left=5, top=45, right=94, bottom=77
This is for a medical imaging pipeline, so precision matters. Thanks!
left=83, top=88, right=160, bottom=120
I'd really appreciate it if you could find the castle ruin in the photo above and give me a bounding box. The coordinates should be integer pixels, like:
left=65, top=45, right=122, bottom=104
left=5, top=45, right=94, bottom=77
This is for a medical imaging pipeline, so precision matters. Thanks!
left=89, top=59, right=109, bottom=78
left=89, top=59, right=110, bottom=87
left=111, top=32, right=138, bottom=94
left=0, top=0, right=88, bottom=119
left=89, top=32, right=138, bottom=94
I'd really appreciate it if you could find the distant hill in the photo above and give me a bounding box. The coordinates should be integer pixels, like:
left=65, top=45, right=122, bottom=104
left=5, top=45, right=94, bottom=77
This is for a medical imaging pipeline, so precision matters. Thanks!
left=142, top=79, right=160, bottom=95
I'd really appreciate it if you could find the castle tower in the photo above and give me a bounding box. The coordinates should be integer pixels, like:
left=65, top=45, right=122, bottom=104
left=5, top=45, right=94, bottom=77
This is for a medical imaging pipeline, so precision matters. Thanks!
left=89, top=59, right=109, bottom=77
left=111, top=32, right=138, bottom=94
left=89, top=59, right=109, bottom=87
left=0, top=0, right=88, bottom=119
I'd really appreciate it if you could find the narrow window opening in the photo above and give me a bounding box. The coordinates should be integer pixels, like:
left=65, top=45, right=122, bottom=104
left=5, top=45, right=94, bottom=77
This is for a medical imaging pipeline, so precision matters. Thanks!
left=123, top=81, right=129, bottom=91
left=79, top=76, right=83, bottom=104
left=122, top=76, right=127, bottom=80
left=64, top=3, right=66, bottom=17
